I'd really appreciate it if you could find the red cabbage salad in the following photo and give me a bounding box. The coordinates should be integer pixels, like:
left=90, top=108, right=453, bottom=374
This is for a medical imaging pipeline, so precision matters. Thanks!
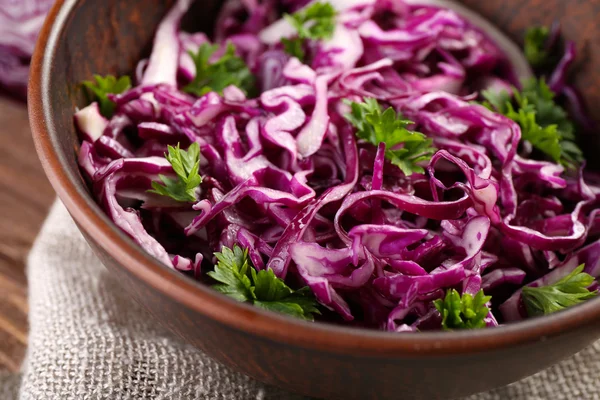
left=75, top=0, right=600, bottom=331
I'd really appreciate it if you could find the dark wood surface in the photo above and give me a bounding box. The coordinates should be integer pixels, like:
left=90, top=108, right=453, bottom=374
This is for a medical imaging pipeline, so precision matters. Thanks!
left=0, top=96, right=54, bottom=372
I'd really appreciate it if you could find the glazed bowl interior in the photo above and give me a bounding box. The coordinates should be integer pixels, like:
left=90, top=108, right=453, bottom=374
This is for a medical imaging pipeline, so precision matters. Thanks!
left=29, top=0, right=600, bottom=398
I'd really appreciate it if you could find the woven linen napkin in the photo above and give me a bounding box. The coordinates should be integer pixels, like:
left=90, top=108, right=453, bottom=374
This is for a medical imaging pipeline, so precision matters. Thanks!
left=3, top=200, right=600, bottom=399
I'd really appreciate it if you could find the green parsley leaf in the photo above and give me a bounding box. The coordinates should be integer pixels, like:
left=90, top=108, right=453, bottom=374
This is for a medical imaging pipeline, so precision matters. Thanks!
left=504, top=101, right=563, bottom=162
left=207, top=245, right=320, bottom=320
left=252, top=270, right=321, bottom=320
left=149, top=142, right=202, bottom=202
left=344, top=97, right=436, bottom=176
left=481, top=88, right=511, bottom=113
left=482, top=78, right=583, bottom=167
left=184, top=42, right=255, bottom=97
left=524, top=26, right=550, bottom=68
left=520, top=79, right=576, bottom=140
left=82, top=74, right=131, bottom=117
left=281, top=1, right=337, bottom=60
left=209, top=245, right=254, bottom=302
left=522, top=264, right=598, bottom=317
left=434, top=289, right=492, bottom=330
left=281, top=37, right=305, bottom=60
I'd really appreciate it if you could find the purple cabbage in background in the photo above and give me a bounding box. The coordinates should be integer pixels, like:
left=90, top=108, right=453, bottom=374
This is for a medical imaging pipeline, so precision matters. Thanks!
left=73, top=0, right=600, bottom=332
left=0, top=0, right=53, bottom=98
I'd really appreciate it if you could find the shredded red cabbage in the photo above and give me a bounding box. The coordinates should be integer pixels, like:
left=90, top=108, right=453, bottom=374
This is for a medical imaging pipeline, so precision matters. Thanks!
left=75, top=0, right=600, bottom=331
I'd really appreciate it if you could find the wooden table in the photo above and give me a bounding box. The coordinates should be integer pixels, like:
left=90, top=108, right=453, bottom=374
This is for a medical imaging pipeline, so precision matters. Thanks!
left=0, top=96, right=54, bottom=372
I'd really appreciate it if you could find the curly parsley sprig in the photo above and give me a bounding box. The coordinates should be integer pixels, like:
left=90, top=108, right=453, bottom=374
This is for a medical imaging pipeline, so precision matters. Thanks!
left=344, top=97, right=436, bottom=176
left=184, top=42, right=255, bottom=96
left=149, top=142, right=202, bottom=202
left=522, top=264, right=598, bottom=317
left=524, top=26, right=551, bottom=68
left=82, top=74, right=131, bottom=117
left=208, top=245, right=321, bottom=321
left=482, top=78, right=583, bottom=167
left=281, top=2, right=337, bottom=60
left=434, top=289, right=492, bottom=330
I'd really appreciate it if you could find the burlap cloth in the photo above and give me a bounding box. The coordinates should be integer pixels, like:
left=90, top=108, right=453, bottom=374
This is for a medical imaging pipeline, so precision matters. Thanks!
left=1, top=200, right=599, bottom=399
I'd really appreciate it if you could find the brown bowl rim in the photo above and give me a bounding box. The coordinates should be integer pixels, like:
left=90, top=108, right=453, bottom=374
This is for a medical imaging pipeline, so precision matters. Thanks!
left=29, top=0, right=600, bottom=357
